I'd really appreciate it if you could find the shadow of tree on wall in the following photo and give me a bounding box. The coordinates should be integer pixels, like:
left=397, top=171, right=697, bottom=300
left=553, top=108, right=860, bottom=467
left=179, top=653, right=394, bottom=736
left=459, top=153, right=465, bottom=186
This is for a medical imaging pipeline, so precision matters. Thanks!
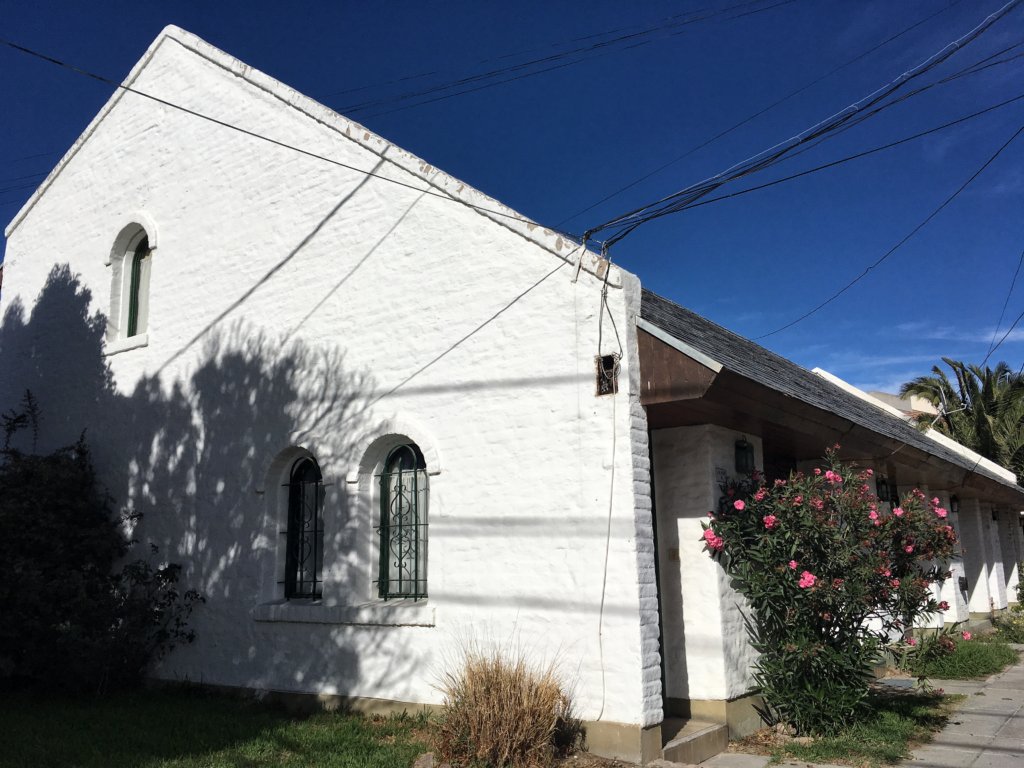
left=0, top=265, right=421, bottom=728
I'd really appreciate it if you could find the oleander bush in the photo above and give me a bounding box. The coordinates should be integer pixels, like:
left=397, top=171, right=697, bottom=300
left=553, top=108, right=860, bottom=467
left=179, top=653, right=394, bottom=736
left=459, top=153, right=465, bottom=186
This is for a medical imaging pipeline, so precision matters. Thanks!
left=702, top=446, right=958, bottom=734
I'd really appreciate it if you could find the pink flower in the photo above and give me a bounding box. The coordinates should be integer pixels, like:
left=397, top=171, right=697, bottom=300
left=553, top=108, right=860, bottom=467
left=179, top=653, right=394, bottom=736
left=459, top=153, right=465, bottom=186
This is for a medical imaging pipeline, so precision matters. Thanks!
left=962, top=631, right=973, bottom=641
left=893, top=507, right=905, bottom=517
left=754, top=488, right=767, bottom=501
left=798, top=571, right=817, bottom=589
left=824, top=470, right=843, bottom=484
left=866, top=469, right=874, bottom=476
left=707, top=511, right=715, bottom=518
left=811, top=498, right=825, bottom=511
left=832, top=578, right=844, bottom=589
left=733, top=500, right=745, bottom=511
left=907, top=637, right=917, bottom=646
left=931, top=497, right=941, bottom=507
left=935, top=507, right=948, bottom=518
left=904, top=545, right=914, bottom=554
left=763, top=514, right=778, bottom=530
left=890, top=579, right=901, bottom=588
left=883, top=569, right=891, bottom=577
left=813, top=468, right=822, bottom=476
left=869, top=511, right=879, bottom=521
left=938, top=601, right=950, bottom=611
left=788, top=560, right=798, bottom=570
left=702, top=527, right=725, bottom=552
left=774, top=478, right=786, bottom=487
left=792, top=495, right=803, bottom=505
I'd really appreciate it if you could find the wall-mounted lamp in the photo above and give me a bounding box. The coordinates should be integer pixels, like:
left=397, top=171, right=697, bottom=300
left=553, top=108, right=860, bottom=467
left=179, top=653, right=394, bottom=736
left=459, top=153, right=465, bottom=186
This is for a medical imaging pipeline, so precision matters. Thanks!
left=735, top=438, right=755, bottom=475
left=949, top=495, right=960, bottom=515
left=876, top=476, right=889, bottom=500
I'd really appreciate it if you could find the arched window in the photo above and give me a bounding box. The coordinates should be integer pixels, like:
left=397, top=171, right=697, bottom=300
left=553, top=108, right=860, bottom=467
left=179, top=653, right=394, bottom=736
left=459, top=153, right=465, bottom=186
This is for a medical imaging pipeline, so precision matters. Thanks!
left=284, top=456, right=324, bottom=599
left=377, top=443, right=428, bottom=600
left=124, top=233, right=152, bottom=337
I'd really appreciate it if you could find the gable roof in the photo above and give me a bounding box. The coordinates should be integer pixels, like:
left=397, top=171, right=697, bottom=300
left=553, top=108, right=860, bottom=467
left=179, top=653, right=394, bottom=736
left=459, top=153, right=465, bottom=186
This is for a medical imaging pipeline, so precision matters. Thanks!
left=4, top=26, right=616, bottom=284
left=640, top=288, right=1023, bottom=496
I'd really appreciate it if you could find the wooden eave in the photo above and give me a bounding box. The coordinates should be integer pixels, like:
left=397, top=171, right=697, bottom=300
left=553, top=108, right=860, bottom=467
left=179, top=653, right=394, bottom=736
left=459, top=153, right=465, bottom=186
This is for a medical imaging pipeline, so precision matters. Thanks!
left=638, top=328, right=1024, bottom=507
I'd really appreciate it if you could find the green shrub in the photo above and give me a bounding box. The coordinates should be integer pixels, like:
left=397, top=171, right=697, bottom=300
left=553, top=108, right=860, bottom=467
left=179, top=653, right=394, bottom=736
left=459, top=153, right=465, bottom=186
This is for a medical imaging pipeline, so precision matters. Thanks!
left=994, top=611, right=1024, bottom=644
left=703, top=447, right=958, bottom=734
left=908, top=637, right=1019, bottom=678
left=435, top=643, right=581, bottom=768
left=0, top=392, right=203, bottom=693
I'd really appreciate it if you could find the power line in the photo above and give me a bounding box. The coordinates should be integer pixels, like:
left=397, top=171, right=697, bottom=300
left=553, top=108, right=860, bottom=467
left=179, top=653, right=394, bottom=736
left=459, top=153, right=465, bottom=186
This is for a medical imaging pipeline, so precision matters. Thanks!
left=586, top=0, right=1023, bottom=248
left=322, top=0, right=771, bottom=101
left=986, top=245, right=1024, bottom=360
left=677, top=90, right=1024, bottom=213
left=0, top=37, right=579, bottom=239
left=554, top=0, right=963, bottom=228
left=755, top=121, right=1024, bottom=341
left=337, top=0, right=790, bottom=116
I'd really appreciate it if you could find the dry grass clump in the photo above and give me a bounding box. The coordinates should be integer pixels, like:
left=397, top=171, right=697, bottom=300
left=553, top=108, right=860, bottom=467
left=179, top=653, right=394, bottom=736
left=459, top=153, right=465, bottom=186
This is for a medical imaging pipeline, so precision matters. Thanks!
left=435, top=645, right=582, bottom=768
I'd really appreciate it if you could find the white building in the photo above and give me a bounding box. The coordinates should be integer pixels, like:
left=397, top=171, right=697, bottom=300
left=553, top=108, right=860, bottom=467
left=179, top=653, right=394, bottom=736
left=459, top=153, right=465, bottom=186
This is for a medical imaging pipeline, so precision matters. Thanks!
left=2, top=27, right=1021, bottom=765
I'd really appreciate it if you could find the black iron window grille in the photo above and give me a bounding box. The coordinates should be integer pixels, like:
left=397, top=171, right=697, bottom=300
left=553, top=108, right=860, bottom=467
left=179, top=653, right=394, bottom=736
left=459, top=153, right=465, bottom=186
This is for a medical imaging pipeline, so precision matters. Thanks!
left=376, top=443, right=428, bottom=600
left=282, top=456, right=324, bottom=599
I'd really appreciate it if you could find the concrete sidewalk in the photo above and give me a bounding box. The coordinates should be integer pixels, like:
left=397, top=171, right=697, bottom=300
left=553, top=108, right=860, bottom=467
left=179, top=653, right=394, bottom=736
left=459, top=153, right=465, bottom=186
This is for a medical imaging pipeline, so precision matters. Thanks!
left=696, top=653, right=1024, bottom=768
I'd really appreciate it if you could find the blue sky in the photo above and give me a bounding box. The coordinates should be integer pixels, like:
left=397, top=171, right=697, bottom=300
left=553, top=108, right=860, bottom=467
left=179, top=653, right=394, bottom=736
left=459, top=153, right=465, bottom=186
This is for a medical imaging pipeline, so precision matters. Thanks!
left=2, top=0, right=1022, bottom=394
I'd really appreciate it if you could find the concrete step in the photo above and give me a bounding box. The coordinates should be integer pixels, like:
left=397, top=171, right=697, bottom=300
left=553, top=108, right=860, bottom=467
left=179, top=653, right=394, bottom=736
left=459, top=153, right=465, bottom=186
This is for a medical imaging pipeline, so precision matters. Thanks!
left=661, top=719, right=729, bottom=765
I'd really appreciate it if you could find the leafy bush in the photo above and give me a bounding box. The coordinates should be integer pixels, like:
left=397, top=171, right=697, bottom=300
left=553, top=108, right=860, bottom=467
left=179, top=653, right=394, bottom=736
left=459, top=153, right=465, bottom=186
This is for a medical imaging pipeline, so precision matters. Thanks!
left=0, top=392, right=203, bottom=693
left=702, top=447, right=958, bottom=734
left=908, top=637, right=1018, bottom=679
left=994, top=610, right=1024, bottom=644
left=435, top=643, right=581, bottom=768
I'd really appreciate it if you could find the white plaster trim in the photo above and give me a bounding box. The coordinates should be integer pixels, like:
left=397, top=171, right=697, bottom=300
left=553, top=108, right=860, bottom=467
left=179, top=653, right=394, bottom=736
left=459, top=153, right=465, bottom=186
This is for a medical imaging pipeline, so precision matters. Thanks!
left=4, top=25, right=624, bottom=290
left=812, top=367, right=1018, bottom=484
left=105, top=211, right=160, bottom=265
left=346, top=415, right=442, bottom=483
left=635, top=318, right=723, bottom=373
left=104, top=333, right=149, bottom=356
left=251, top=599, right=434, bottom=627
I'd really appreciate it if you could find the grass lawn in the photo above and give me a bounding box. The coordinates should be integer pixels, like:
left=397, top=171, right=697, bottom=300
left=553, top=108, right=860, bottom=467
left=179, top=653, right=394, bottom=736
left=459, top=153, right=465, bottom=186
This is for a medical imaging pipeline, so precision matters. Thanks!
left=734, top=689, right=963, bottom=768
left=909, top=637, right=1020, bottom=679
left=0, top=688, right=431, bottom=768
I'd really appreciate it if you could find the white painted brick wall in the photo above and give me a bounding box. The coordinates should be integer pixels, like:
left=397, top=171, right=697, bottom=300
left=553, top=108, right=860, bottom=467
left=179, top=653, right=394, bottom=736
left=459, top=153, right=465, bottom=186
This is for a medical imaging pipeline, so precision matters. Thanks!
left=0, top=27, right=654, bottom=727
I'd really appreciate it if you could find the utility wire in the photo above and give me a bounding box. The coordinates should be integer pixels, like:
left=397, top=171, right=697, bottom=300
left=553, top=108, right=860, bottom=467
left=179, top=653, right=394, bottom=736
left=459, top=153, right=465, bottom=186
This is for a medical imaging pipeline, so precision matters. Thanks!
left=982, top=290, right=1024, bottom=367
left=986, top=244, right=1024, bottom=360
left=677, top=90, right=1024, bottom=213
left=0, top=37, right=578, bottom=239
left=555, top=0, right=962, bottom=228
left=754, top=121, right=1024, bottom=340
left=322, top=0, right=772, bottom=100
left=585, top=0, right=1022, bottom=248
left=337, top=0, right=788, bottom=115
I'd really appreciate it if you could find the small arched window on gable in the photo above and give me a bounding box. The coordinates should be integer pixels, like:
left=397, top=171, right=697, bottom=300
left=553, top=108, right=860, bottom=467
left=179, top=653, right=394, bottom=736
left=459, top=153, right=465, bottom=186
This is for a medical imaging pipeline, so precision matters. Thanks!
left=377, top=443, right=428, bottom=600
left=284, top=456, right=324, bottom=599
left=124, top=233, right=152, bottom=337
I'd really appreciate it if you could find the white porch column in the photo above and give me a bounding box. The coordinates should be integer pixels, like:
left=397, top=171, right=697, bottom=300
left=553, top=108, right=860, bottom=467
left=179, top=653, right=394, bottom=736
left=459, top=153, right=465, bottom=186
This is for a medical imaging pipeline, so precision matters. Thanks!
left=984, top=505, right=1008, bottom=610
left=957, top=498, right=992, bottom=614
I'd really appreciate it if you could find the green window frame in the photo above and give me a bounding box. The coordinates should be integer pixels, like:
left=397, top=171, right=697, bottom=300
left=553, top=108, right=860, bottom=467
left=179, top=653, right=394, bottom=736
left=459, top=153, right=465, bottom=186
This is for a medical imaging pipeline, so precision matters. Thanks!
left=377, top=443, right=428, bottom=600
left=126, top=235, right=151, bottom=337
left=283, top=456, right=324, bottom=599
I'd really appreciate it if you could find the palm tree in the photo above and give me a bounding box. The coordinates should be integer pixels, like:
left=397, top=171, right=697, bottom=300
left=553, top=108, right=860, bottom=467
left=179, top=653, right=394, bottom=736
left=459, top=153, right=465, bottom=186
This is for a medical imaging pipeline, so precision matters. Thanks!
left=900, top=358, right=1024, bottom=482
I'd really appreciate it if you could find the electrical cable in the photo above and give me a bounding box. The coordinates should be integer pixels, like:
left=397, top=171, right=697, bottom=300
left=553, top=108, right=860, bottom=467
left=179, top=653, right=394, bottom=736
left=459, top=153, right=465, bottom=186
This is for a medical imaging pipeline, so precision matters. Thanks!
left=584, top=0, right=1022, bottom=247
left=337, top=0, right=789, bottom=115
left=982, top=300, right=1024, bottom=368
left=555, top=0, right=963, bottom=228
left=0, top=37, right=581, bottom=240
left=754, top=121, right=1024, bottom=340
left=675, top=90, right=1024, bottom=213
left=985, top=244, right=1024, bottom=360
